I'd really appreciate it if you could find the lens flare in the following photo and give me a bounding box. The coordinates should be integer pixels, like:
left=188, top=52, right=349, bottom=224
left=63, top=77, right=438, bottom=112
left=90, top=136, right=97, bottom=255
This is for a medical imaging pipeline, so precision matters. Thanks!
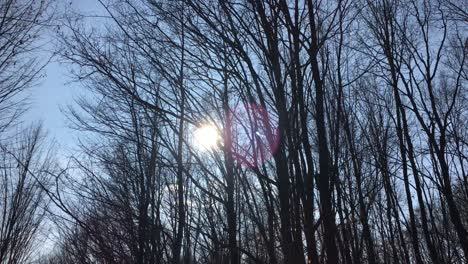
left=229, top=103, right=280, bottom=167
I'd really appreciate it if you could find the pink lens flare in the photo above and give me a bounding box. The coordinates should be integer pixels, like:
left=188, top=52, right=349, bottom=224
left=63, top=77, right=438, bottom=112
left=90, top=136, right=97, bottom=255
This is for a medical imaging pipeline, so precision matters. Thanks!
left=227, top=102, right=280, bottom=168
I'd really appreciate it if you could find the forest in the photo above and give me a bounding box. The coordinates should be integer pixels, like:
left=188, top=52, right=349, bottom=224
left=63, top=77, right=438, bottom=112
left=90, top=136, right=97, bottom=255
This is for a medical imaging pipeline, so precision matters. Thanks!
left=0, top=0, right=467, bottom=263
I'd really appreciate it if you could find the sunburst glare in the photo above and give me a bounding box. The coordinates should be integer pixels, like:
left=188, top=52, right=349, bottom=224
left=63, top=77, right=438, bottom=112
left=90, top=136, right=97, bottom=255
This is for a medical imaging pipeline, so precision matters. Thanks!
left=194, top=125, right=220, bottom=151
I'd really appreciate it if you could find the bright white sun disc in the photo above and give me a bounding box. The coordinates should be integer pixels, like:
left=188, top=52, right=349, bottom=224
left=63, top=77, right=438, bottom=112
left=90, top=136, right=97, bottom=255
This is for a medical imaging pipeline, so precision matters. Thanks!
left=194, top=125, right=219, bottom=150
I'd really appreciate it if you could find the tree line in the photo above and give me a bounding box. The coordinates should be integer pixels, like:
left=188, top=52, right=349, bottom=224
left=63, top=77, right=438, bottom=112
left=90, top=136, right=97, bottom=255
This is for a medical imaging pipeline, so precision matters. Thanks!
left=0, top=0, right=467, bottom=263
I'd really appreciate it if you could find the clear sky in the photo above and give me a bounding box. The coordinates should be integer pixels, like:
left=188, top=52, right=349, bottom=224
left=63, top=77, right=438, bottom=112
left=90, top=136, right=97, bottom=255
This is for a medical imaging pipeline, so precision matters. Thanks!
left=25, top=1, right=107, bottom=253
left=24, top=0, right=104, bottom=152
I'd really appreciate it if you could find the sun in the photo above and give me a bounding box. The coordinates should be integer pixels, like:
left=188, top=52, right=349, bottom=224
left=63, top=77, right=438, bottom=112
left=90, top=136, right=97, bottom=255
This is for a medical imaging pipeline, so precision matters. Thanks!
left=194, top=125, right=220, bottom=151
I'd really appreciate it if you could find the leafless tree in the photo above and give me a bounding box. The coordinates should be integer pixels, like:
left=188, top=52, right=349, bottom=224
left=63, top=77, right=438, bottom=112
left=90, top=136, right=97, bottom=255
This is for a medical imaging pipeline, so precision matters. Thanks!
left=42, top=0, right=468, bottom=263
left=0, top=125, right=53, bottom=264
left=0, top=0, right=51, bottom=132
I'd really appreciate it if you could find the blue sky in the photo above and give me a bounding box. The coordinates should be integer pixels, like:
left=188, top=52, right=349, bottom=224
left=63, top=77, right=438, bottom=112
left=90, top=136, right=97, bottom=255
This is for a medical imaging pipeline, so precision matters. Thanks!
left=26, top=1, right=106, bottom=253
left=24, top=0, right=103, bottom=151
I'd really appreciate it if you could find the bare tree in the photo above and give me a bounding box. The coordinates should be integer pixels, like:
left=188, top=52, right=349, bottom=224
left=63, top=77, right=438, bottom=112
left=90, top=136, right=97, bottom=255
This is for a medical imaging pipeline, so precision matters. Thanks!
left=44, top=0, right=468, bottom=263
left=0, top=0, right=51, bottom=132
left=0, top=125, right=53, bottom=264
